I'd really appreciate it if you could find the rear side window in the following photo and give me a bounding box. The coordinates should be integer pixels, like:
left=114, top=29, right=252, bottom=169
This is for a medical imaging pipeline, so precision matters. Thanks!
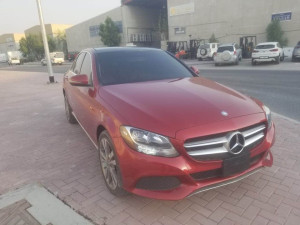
left=73, top=53, right=86, bottom=74
left=256, top=45, right=275, bottom=49
left=199, top=44, right=209, bottom=49
left=217, top=46, right=234, bottom=52
left=80, top=54, right=92, bottom=83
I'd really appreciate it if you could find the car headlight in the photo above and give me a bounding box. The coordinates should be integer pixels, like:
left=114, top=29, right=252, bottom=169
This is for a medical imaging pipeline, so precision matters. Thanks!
left=120, top=126, right=179, bottom=157
left=262, top=105, right=272, bottom=129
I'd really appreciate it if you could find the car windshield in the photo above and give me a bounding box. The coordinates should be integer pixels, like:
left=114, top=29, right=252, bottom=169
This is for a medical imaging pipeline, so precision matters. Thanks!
left=96, top=49, right=193, bottom=85
left=256, top=45, right=275, bottom=49
left=217, top=46, right=234, bottom=52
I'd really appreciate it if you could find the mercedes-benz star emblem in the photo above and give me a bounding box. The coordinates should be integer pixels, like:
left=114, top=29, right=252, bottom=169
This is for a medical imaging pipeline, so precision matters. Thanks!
left=226, top=132, right=245, bottom=155
left=221, top=111, right=228, bottom=116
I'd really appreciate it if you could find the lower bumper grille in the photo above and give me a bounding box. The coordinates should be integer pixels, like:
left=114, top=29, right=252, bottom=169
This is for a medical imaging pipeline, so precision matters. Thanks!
left=135, top=176, right=181, bottom=191
left=190, top=152, right=265, bottom=181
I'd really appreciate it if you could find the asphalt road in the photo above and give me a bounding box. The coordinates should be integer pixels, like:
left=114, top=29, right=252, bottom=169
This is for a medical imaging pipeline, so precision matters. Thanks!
left=1, top=61, right=299, bottom=121
left=200, top=69, right=300, bottom=122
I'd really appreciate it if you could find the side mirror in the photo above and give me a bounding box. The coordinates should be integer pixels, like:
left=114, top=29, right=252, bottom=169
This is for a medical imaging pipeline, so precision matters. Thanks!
left=190, top=66, right=200, bottom=75
left=69, top=74, right=90, bottom=86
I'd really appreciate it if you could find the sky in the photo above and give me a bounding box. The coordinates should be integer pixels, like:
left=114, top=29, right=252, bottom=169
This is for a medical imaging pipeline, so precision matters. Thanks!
left=0, top=0, right=121, bottom=35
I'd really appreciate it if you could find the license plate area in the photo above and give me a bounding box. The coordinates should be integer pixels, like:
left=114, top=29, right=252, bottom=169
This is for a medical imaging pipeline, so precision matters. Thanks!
left=260, top=56, right=269, bottom=59
left=222, top=152, right=250, bottom=177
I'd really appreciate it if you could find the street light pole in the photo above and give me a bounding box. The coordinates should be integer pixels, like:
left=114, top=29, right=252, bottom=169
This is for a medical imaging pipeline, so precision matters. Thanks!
left=36, top=0, right=54, bottom=83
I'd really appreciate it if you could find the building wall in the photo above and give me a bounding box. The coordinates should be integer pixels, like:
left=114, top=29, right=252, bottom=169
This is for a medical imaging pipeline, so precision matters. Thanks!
left=65, top=5, right=161, bottom=52
left=0, top=33, right=25, bottom=54
left=168, top=0, right=300, bottom=46
left=25, top=24, right=72, bottom=38
left=66, top=7, right=124, bottom=52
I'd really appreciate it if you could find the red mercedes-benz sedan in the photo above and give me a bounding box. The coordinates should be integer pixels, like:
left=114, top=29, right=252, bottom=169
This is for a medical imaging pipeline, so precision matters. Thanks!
left=63, top=47, right=275, bottom=200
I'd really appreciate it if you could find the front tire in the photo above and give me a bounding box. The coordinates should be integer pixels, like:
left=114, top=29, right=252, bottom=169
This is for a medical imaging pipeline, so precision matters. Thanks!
left=252, top=59, right=256, bottom=66
left=98, top=131, right=127, bottom=196
left=64, top=94, right=77, bottom=124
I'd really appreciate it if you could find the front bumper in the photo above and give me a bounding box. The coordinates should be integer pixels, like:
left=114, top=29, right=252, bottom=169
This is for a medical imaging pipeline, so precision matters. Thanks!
left=113, top=120, right=275, bottom=200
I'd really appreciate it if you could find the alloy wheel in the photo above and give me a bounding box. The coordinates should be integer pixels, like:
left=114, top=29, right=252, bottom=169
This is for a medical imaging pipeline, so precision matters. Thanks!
left=99, top=138, right=118, bottom=190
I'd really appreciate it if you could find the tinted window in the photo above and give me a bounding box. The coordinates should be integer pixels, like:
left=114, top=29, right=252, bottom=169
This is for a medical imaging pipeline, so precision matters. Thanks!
left=199, top=44, right=209, bottom=49
left=96, top=50, right=193, bottom=85
left=217, top=46, right=234, bottom=52
left=80, top=54, right=92, bottom=84
left=256, top=45, right=275, bottom=49
left=73, top=53, right=86, bottom=74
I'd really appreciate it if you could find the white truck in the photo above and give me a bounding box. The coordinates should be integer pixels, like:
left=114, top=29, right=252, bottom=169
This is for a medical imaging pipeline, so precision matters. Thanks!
left=7, top=51, right=21, bottom=65
left=41, top=52, right=65, bottom=66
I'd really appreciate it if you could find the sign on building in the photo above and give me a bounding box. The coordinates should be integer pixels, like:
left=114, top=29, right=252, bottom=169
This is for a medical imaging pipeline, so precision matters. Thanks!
left=170, top=3, right=194, bottom=17
left=174, top=27, right=186, bottom=35
left=272, top=12, right=292, bottom=21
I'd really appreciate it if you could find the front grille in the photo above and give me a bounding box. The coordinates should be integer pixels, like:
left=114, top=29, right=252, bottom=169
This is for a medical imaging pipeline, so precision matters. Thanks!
left=184, top=123, right=266, bottom=161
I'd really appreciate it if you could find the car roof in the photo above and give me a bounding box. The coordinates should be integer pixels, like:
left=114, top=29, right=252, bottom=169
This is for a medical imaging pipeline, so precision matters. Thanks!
left=257, top=42, right=278, bottom=45
left=93, top=47, right=163, bottom=53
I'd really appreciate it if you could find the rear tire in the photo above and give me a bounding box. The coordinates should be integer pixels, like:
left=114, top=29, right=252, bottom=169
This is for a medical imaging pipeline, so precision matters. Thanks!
left=98, top=131, right=127, bottom=197
left=64, top=94, right=77, bottom=124
left=252, top=59, right=256, bottom=66
left=280, top=54, right=284, bottom=61
left=275, top=56, right=280, bottom=64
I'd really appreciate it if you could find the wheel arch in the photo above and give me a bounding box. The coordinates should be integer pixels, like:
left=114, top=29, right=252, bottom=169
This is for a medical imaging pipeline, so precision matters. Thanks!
left=97, top=125, right=107, bottom=140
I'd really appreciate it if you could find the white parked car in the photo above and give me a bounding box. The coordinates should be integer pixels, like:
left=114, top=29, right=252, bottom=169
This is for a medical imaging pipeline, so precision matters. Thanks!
left=41, top=52, right=65, bottom=66
left=251, top=42, right=284, bottom=65
left=197, top=43, right=219, bottom=60
left=214, top=43, right=242, bottom=66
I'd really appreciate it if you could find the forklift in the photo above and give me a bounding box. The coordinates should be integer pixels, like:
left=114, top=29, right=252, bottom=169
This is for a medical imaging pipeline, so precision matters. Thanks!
left=240, top=36, right=257, bottom=58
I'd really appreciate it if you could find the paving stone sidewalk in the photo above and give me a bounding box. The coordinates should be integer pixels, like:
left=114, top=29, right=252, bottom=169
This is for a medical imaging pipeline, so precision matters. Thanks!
left=0, top=71, right=299, bottom=225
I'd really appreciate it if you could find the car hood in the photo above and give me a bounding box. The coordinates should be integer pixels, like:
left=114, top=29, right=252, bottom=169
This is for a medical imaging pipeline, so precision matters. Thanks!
left=100, top=77, right=264, bottom=138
